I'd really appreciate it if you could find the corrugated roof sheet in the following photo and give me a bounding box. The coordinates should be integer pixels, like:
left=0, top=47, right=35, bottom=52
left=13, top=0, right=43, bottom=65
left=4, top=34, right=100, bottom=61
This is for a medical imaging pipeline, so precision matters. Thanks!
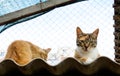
left=0, top=57, right=120, bottom=76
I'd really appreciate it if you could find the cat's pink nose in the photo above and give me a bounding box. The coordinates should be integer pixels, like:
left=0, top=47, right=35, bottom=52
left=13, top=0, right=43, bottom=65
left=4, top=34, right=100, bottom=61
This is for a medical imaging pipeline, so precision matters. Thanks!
left=85, top=43, right=89, bottom=47
left=84, top=47, right=88, bottom=51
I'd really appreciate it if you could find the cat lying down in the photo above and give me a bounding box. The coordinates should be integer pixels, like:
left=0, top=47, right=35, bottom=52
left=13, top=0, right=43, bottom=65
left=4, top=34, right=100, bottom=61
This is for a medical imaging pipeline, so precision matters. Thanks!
left=5, top=40, right=51, bottom=65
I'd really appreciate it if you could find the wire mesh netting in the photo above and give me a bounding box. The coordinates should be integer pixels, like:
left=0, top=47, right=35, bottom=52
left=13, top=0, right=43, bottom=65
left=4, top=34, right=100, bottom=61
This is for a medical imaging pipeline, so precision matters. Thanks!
left=0, top=0, right=114, bottom=65
left=0, top=0, right=47, bottom=16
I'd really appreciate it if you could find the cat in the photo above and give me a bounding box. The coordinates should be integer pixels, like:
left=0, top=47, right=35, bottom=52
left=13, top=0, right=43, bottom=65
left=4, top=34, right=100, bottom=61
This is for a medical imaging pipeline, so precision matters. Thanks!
left=5, top=40, right=51, bottom=65
left=74, top=27, right=100, bottom=64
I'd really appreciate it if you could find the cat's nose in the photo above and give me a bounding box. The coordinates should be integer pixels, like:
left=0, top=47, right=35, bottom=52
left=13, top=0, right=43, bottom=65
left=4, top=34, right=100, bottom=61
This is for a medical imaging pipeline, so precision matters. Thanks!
left=85, top=43, right=89, bottom=47
left=84, top=47, right=88, bottom=51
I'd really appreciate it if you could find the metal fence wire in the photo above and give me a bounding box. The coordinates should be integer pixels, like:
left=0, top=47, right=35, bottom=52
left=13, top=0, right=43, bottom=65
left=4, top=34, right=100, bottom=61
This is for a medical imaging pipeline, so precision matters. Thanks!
left=0, top=0, right=114, bottom=65
left=0, top=0, right=47, bottom=16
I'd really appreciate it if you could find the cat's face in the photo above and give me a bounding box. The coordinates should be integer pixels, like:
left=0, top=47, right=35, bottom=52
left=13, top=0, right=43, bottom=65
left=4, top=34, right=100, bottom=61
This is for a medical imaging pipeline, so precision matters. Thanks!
left=76, top=27, right=99, bottom=52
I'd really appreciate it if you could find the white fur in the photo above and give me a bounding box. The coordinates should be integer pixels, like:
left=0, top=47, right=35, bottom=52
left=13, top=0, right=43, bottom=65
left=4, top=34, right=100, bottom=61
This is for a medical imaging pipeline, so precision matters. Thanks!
left=76, top=46, right=99, bottom=64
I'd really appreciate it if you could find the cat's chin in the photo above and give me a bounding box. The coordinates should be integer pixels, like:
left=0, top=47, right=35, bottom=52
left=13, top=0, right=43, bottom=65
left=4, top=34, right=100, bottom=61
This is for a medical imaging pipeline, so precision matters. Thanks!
left=76, top=46, right=95, bottom=53
left=83, top=50, right=89, bottom=52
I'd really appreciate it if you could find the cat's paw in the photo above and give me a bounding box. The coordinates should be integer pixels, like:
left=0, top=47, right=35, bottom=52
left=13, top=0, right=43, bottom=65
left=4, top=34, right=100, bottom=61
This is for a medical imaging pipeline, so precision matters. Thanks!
left=80, top=57, right=87, bottom=62
left=79, top=57, right=94, bottom=65
left=83, top=58, right=94, bottom=65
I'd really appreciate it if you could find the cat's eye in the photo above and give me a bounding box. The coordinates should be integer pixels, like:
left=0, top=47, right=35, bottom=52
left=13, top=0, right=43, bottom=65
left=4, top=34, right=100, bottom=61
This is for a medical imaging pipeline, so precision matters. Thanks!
left=80, top=40, right=84, bottom=42
left=77, top=42, right=80, bottom=46
left=90, top=40, right=94, bottom=43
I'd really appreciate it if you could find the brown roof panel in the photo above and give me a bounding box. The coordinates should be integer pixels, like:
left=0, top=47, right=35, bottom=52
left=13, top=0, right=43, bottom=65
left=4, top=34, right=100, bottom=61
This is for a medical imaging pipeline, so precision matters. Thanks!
left=0, top=56, right=120, bottom=76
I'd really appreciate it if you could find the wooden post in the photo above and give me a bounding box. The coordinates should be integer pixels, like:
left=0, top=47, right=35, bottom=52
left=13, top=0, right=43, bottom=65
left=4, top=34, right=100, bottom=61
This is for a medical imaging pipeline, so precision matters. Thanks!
left=113, top=0, right=120, bottom=63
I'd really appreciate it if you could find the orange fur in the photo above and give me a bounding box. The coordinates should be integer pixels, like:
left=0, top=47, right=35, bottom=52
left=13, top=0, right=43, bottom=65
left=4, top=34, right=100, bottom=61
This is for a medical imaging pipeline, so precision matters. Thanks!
left=5, top=40, right=51, bottom=65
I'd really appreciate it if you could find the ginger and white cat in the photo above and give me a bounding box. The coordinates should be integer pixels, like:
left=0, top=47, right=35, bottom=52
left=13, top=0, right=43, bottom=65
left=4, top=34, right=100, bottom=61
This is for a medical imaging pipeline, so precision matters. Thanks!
left=74, top=27, right=100, bottom=64
left=5, top=40, right=51, bottom=65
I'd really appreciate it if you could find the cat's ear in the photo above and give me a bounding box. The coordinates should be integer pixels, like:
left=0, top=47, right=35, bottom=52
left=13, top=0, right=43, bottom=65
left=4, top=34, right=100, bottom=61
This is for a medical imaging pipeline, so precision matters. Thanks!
left=44, top=48, right=51, bottom=54
left=92, top=28, right=99, bottom=38
left=76, top=27, right=83, bottom=37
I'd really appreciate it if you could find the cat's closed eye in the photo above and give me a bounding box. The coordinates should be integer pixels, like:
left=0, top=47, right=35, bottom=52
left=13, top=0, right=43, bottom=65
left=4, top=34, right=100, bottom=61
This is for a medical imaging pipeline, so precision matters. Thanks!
left=77, top=40, right=82, bottom=44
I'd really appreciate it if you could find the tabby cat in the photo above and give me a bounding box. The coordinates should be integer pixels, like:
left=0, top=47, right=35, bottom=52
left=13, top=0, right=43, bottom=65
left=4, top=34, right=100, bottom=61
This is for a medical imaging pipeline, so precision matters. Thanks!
left=5, top=40, right=51, bottom=65
left=74, top=27, right=100, bottom=64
